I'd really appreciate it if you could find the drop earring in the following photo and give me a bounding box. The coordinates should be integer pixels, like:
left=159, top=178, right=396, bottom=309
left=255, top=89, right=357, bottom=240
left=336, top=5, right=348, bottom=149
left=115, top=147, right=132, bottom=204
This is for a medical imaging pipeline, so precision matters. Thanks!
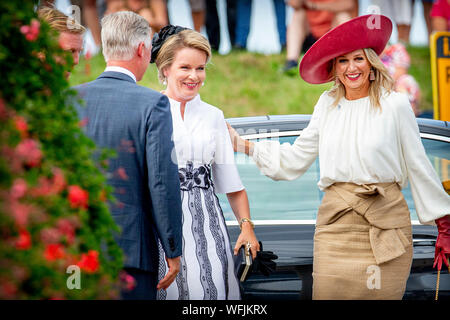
left=335, top=77, right=341, bottom=85
left=163, top=78, right=167, bottom=86
left=369, top=69, right=375, bottom=81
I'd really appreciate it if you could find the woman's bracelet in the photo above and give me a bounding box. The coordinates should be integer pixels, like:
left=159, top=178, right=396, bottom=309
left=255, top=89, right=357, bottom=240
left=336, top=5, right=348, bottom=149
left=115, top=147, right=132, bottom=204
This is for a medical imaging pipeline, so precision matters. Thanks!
left=239, top=218, right=255, bottom=230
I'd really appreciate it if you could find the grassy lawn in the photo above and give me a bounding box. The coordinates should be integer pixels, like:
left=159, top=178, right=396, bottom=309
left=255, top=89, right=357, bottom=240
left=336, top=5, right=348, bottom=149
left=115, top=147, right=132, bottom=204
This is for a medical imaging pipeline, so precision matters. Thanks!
left=70, top=46, right=433, bottom=118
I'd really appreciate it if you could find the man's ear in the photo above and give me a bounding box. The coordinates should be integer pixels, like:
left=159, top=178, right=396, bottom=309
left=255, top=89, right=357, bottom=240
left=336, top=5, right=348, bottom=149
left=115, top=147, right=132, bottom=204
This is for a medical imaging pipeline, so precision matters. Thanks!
left=137, top=42, right=145, bottom=57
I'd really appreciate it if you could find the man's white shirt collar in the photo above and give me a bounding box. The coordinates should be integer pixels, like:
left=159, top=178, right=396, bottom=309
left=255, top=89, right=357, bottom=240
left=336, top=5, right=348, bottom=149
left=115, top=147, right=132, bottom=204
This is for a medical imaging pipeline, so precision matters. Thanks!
left=104, top=66, right=137, bottom=83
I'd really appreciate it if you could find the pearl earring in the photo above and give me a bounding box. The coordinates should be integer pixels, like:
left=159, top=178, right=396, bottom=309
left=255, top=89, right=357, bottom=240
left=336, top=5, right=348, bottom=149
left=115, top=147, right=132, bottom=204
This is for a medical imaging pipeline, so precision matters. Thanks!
left=369, top=69, right=375, bottom=81
left=163, top=78, right=167, bottom=86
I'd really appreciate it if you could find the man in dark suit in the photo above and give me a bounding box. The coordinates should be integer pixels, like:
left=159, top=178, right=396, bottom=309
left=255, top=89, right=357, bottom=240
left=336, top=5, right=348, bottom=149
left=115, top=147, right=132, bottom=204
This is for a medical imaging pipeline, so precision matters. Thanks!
left=74, top=11, right=182, bottom=300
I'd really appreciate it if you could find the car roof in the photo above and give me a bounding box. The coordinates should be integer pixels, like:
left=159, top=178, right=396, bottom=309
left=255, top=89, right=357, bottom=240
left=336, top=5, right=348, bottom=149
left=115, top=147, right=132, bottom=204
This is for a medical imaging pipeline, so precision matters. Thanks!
left=227, top=115, right=450, bottom=137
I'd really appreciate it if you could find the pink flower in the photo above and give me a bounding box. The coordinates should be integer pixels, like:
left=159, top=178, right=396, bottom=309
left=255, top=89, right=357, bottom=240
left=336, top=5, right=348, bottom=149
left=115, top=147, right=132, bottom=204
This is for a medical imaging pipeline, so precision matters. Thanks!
left=11, top=178, right=27, bottom=199
left=119, top=271, right=136, bottom=291
left=10, top=201, right=32, bottom=227
left=77, top=250, right=99, bottom=273
left=78, top=117, right=88, bottom=127
left=15, top=139, right=43, bottom=168
left=56, top=217, right=79, bottom=244
left=0, top=98, right=9, bottom=120
left=44, top=244, right=66, bottom=261
left=14, top=116, right=28, bottom=138
left=20, top=19, right=40, bottom=42
left=15, top=229, right=32, bottom=250
left=51, top=168, right=66, bottom=194
left=40, top=227, right=61, bottom=244
left=31, top=168, right=66, bottom=197
left=116, top=167, right=129, bottom=180
left=68, top=185, right=89, bottom=209
left=0, top=280, right=18, bottom=299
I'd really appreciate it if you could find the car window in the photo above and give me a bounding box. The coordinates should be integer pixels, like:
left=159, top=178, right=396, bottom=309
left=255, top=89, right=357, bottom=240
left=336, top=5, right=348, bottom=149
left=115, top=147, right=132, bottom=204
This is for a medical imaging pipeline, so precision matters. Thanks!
left=219, top=134, right=449, bottom=222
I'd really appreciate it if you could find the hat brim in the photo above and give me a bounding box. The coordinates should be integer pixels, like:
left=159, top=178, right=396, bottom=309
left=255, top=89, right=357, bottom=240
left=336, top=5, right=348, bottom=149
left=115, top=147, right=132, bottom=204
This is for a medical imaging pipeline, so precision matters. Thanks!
left=299, top=15, right=393, bottom=84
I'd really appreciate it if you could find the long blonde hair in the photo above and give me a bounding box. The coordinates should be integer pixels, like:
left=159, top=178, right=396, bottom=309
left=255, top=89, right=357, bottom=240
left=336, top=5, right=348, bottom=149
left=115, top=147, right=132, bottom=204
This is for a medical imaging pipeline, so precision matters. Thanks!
left=154, top=29, right=211, bottom=84
left=328, top=48, right=394, bottom=109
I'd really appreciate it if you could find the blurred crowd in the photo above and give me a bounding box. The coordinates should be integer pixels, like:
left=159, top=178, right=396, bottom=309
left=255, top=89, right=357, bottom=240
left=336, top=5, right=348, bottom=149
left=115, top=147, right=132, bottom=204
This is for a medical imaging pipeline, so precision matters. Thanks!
left=39, top=0, right=450, bottom=116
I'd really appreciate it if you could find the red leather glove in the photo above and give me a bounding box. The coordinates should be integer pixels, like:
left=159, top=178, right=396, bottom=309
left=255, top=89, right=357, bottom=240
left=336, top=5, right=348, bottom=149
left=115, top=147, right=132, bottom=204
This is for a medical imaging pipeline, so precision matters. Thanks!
left=433, top=215, right=450, bottom=271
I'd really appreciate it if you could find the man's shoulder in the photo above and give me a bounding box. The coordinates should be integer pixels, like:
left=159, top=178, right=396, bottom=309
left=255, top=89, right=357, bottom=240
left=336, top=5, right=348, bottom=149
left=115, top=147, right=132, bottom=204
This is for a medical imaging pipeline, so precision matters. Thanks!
left=134, top=84, right=165, bottom=99
left=72, top=78, right=166, bottom=102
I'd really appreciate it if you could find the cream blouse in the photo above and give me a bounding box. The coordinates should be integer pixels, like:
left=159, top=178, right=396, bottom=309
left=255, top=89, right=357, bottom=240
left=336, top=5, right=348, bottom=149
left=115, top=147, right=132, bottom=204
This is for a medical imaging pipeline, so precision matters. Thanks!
left=252, top=90, right=450, bottom=224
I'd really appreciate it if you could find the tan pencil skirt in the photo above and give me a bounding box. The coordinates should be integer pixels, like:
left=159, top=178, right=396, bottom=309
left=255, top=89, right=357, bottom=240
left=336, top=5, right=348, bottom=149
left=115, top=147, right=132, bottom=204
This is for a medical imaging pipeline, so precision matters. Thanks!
left=312, top=182, right=413, bottom=300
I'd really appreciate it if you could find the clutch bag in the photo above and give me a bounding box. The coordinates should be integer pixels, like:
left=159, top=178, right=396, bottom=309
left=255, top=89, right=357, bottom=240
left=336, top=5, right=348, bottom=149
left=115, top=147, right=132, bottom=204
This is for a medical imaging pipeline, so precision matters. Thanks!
left=234, top=244, right=253, bottom=282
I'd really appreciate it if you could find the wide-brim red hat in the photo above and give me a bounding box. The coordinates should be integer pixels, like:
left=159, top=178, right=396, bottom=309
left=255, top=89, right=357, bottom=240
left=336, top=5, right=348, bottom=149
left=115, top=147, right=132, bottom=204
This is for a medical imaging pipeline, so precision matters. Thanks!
left=299, top=14, right=393, bottom=84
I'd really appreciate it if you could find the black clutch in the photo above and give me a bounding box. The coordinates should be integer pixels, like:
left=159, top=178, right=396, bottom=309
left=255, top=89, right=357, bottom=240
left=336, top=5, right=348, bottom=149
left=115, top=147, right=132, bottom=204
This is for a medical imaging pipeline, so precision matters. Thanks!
left=234, top=244, right=253, bottom=282
left=252, top=242, right=278, bottom=276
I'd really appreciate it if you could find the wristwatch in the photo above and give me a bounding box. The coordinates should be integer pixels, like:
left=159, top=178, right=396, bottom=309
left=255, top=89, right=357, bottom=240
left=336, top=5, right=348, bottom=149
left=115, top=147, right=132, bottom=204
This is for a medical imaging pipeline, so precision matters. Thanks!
left=239, top=218, right=255, bottom=230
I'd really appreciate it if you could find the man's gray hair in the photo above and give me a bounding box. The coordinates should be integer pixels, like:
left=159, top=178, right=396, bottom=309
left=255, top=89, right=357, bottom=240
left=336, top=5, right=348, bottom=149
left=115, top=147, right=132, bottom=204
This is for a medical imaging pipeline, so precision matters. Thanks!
left=101, top=11, right=151, bottom=61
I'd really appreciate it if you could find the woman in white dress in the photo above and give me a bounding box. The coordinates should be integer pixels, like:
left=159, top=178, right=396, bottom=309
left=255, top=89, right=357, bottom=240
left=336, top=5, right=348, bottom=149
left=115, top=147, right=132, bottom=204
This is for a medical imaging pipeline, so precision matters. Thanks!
left=150, top=25, right=260, bottom=300
left=227, top=15, right=450, bottom=299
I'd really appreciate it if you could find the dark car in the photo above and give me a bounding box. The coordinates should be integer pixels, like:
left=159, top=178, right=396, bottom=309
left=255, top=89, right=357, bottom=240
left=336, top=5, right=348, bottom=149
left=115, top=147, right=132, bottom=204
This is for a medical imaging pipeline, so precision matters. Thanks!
left=222, top=115, right=450, bottom=300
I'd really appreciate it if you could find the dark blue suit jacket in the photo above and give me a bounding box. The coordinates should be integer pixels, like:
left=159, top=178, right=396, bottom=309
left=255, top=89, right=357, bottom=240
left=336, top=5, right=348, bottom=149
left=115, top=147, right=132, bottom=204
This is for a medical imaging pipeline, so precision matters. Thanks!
left=74, top=71, right=182, bottom=272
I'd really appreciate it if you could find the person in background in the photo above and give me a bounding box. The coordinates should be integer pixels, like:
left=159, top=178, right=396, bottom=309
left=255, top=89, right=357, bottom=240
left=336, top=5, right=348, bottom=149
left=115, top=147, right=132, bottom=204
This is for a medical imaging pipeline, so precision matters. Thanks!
left=206, top=0, right=238, bottom=52
left=381, top=43, right=421, bottom=116
left=371, top=0, right=413, bottom=44
left=431, top=0, right=450, bottom=31
left=151, top=25, right=260, bottom=300
left=205, top=0, right=221, bottom=51
left=283, top=0, right=355, bottom=73
left=127, top=0, right=169, bottom=34
left=81, top=0, right=103, bottom=55
left=37, top=6, right=85, bottom=75
left=189, top=0, right=206, bottom=32
left=227, top=0, right=238, bottom=48
left=228, top=15, right=450, bottom=299
left=421, top=0, right=436, bottom=37
left=234, top=0, right=287, bottom=51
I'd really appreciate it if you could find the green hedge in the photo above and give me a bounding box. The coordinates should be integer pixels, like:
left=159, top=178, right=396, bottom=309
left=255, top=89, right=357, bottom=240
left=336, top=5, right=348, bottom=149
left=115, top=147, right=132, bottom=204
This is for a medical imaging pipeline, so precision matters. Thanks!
left=0, top=1, right=125, bottom=299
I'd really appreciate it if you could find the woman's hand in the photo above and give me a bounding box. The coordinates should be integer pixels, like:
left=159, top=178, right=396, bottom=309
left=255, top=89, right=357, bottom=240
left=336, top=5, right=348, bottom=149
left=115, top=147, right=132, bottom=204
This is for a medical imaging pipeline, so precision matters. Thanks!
left=226, top=122, right=254, bottom=155
left=226, top=122, right=243, bottom=152
left=234, top=224, right=260, bottom=259
left=227, top=189, right=260, bottom=259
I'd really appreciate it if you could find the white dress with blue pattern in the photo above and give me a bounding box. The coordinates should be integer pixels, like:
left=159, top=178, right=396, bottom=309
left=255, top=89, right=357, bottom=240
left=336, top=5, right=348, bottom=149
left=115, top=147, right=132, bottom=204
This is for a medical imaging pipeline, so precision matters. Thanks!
left=157, top=95, right=243, bottom=300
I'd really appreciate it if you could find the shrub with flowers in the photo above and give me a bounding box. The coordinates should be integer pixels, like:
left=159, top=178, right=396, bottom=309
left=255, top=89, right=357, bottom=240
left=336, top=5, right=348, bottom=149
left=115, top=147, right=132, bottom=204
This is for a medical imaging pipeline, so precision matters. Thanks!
left=0, top=1, right=125, bottom=299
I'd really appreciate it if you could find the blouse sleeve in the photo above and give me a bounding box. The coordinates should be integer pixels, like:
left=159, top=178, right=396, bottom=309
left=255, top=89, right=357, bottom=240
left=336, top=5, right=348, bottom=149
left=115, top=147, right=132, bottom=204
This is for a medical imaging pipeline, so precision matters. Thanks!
left=396, top=94, right=450, bottom=224
left=212, top=110, right=245, bottom=194
left=251, top=94, right=324, bottom=181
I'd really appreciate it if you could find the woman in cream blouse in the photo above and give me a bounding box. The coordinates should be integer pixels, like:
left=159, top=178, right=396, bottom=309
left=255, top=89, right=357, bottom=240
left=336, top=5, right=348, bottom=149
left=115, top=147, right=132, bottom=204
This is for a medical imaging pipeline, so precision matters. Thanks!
left=228, top=15, right=450, bottom=299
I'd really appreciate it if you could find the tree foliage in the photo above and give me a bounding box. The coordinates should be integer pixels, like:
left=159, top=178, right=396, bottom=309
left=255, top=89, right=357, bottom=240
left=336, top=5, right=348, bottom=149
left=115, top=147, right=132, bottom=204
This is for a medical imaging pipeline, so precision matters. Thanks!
left=0, top=1, right=125, bottom=299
